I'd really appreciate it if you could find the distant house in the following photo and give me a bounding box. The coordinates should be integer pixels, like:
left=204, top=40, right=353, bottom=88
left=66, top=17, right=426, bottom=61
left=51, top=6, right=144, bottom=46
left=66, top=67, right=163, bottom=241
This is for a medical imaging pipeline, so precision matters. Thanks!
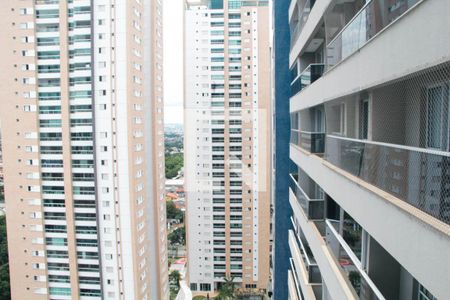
left=166, top=192, right=179, bottom=200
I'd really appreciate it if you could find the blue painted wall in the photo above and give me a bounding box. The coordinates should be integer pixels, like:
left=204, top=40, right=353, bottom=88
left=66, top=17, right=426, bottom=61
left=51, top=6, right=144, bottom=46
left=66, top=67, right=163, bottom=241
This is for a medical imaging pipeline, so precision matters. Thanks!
left=273, top=0, right=292, bottom=299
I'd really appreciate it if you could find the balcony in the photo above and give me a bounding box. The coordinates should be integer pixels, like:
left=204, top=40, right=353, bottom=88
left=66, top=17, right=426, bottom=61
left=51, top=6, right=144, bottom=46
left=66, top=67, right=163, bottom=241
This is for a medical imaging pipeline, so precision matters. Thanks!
left=290, top=0, right=316, bottom=49
left=325, top=219, right=385, bottom=300
left=290, top=130, right=325, bottom=154
left=296, top=233, right=321, bottom=284
left=326, top=0, right=420, bottom=68
left=289, top=227, right=323, bottom=299
left=291, top=63, right=324, bottom=96
left=325, top=135, right=450, bottom=225
left=289, top=174, right=324, bottom=220
left=288, top=259, right=304, bottom=300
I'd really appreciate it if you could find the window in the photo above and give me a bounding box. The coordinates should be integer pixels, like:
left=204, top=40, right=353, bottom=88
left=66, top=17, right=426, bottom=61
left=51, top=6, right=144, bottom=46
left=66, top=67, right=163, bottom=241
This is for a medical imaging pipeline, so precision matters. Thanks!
left=36, top=9, right=59, bottom=19
left=211, top=57, right=224, bottom=63
left=38, top=64, right=60, bottom=73
left=37, top=51, right=59, bottom=59
left=211, top=22, right=224, bottom=27
left=46, top=237, right=67, bottom=246
left=418, top=284, right=437, bottom=300
left=328, top=103, right=344, bottom=135
left=49, top=287, right=71, bottom=296
left=426, top=84, right=449, bottom=150
left=40, top=119, right=61, bottom=128
left=49, top=275, right=70, bottom=284
left=211, top=30, right=224, bottom=36
left=79, top=277, right=100, bottom=285
left=80, top=289, right=101, bottom=297
left=359, top=99, right=369, bottom=139
left=45, top=226, right=67, bottom=234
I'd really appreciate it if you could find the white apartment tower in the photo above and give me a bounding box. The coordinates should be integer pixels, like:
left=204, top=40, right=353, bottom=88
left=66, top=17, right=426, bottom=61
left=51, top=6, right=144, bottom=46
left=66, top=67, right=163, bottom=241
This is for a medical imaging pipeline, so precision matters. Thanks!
left=287, top=0, right=450, bottom=299
left=184, top=0, right=272, bottom=297
left=0, top=0, right=168, bottom=299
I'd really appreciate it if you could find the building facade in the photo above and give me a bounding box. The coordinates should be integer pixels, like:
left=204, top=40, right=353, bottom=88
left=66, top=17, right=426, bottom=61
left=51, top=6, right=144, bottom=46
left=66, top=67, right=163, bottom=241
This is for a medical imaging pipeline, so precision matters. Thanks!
left=271, top=0, right=293, bottom=299
left=184, top=0, right=272, bottom=296
left=0, top=0, right=167, bottom=299
left=287, top=0, right=450, bottom=299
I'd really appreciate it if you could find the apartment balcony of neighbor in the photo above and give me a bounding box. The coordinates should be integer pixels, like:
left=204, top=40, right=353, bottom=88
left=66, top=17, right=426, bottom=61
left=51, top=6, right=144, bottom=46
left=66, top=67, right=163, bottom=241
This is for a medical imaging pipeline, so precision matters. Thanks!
left=290, top=176, right=441, bottom=300
left=289, top=0, right=316, bottom=50
left=289, top=0, right=367, bottom=66
left=289, top=178, right=357, bottom=299
left=288, top=261, right=304, bottom=300
left=290, top=0, right=450, bottom=113
left=322, top=202, right=435, bottom=300
left=288, top=165, right=381, bottom=299
left=324, top=216, right=385, bottom=300
left=323, top=62, right=450, bottom=226
left=289, top=3, right=327, bottom=98
left=290, top=62, right=325, bottom=97
left=289, top=169, right=325, bottom=220
left=288, top=227, right=322, bottom=300
left=291, top=104, right=326, bottom=154
left=289, top=62, right=450, bottom=298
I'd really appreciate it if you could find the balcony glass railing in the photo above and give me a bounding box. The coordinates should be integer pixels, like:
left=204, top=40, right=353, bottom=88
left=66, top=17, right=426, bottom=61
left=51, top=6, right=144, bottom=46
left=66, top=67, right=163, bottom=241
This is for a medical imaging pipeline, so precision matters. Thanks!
left=326, top=0, right=420, bottom=68
left=35, top=0, right=59, bottom=4
left=291, top=63, right=324, bottom=96
left=297, top=233, right=321, bottom=283
left=291, top=129, right=325, bottom=154
left=289, top=258, right=305, bottom=300
left=326, top=219, right=385, bottom=300
left=290, top=0, right=316, bottom=48
left=289, top=174, right=324, bottom=220
left=290, top=223, right=323, bottom=288
left=325, top=135, right=450, bottom=225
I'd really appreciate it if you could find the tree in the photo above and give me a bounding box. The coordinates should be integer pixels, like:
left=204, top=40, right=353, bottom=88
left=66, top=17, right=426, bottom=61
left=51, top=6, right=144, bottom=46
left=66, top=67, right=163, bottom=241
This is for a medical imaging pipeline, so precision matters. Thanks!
left=169, top=270, right=181, bottom=288
left=165, top=153, right=183, bottom=179
left=0, top=185, right=4, bottom=203
left=216, top=277, right=236, bottom=300
left=168, top=226, right=185, bottom=246
left=0, top=215, right=10, bottom=299
left=166, top=201, right=183, bottom=222
left=169, top=270, right=182, bottom=300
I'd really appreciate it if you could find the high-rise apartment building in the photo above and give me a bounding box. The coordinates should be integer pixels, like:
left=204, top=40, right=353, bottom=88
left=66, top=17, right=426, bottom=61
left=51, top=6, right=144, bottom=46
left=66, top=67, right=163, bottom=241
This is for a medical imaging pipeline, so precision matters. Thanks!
left=0, top=0, right=167, bottom=299
left=184, top=0, right=271, bottom=296
left=287, top=0, right=450, bottom=299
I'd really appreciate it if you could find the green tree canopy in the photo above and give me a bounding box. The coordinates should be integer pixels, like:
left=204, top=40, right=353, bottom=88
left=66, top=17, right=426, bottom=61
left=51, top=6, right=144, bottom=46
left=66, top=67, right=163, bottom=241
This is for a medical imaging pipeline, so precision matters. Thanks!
left=216, top=276, right=236, bottom=300
left=0, top=215, right=10, bottom=299
left=165, top=153, right=183, bottom=179
left=168, top=226, right=185, bottom=246
left=169, top=270, right=181, bottom=288
left=166, top=201, right=183, bottom=221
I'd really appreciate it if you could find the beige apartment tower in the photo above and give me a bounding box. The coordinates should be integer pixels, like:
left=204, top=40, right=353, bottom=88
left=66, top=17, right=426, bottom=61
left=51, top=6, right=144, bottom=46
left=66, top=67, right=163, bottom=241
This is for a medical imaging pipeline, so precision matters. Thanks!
left=184, top=0, right=272, bottom=297
left=0, top=0, right=168, bottom=299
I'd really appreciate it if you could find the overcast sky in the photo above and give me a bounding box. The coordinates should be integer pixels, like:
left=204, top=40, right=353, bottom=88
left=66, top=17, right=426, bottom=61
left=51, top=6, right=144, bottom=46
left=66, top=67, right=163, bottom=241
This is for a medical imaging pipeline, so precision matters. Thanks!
left=163, top=0, right=184, bottom=125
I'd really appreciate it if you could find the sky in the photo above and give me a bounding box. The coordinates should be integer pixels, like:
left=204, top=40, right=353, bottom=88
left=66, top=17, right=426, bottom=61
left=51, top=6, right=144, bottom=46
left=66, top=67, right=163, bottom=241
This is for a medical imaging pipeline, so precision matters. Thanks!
left=163, top=0, right=185, bottom=125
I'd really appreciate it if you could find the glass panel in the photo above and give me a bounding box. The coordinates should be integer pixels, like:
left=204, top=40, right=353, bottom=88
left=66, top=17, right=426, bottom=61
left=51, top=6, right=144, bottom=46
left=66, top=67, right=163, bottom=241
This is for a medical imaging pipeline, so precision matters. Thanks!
left=418, top=284, right=438, bottom=300
left=291, top=64, right=325, bottom=96
left=289, top=174, right=325, bottom=220
left=325, top=135, right=450, bottom=225
left=426, top=86, right=443, bottom=149
left=327, top=0, right=420, bottom=67
left=360, top=100, right=369, bottom=140
left=326, top=220, right=383, bottom=299
left=343, top=212, right=363, bottom=260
